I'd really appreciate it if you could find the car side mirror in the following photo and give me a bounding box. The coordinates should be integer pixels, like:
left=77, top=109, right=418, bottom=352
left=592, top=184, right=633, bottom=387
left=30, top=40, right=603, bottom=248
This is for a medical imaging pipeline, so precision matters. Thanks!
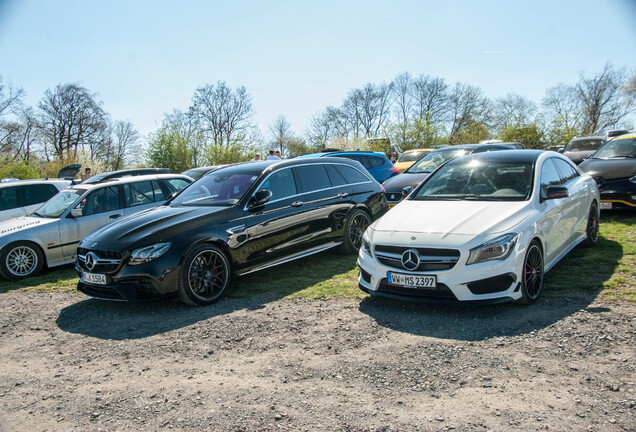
left=247, top=189, right=273, bottom=210
left=70, top=208, right=83, bottom=218
left=402, top=186, right=414, bottom=197
left=545, top=185, right=569, bottom=200
left=557, top=147, right=564, bottom=153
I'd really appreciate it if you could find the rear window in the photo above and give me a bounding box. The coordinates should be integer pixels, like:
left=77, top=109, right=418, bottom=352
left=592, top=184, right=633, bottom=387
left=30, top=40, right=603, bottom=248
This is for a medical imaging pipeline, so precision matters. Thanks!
left=22, top=184, right=58, bottom=206
left=0, top=187, right=18, bottom=210
left=334, top=165, right=371, bottom=184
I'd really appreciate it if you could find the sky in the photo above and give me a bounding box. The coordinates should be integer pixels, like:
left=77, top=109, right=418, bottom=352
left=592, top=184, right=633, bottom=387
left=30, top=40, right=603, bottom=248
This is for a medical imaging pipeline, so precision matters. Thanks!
left=1, top=0, right=635, bottom=142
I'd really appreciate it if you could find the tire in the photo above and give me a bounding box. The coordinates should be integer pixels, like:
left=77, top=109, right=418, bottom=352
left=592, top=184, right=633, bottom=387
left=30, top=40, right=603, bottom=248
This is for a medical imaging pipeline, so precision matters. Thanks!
left=177, top=244, right=231, bottom=306
left=517, top=240, right=544, bottom=305
left=338, top=209, right=371, bottom=254
left=0, top=241, right=44, bottom=280
left=583, top=201, right=599, bottom=247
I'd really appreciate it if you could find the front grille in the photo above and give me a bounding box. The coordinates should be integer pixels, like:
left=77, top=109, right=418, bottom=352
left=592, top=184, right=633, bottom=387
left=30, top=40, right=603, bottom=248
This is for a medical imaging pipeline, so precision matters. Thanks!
left=78, top=282, right=124, bottom=300
left=385, top=193, right=403, bottom=203
left=378, top=279, right=458, bottom=300
left=77, top=248, right=123, bottom=273
left=374, top=245, right=460, bottom=271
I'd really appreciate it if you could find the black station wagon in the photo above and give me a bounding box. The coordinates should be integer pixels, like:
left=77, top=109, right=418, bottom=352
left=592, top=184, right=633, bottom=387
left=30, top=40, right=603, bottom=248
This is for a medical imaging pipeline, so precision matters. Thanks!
left=76, top=158, right=388, bottom=305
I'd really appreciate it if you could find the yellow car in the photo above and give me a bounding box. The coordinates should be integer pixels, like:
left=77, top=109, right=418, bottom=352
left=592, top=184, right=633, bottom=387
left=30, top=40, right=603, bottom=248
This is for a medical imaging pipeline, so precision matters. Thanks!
left=393, top=148, right=434, bottom=172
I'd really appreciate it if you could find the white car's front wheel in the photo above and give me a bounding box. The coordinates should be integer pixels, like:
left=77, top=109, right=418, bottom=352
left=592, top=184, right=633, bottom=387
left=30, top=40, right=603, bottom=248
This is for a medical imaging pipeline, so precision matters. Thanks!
left=517, top=240, right=544, bottom=305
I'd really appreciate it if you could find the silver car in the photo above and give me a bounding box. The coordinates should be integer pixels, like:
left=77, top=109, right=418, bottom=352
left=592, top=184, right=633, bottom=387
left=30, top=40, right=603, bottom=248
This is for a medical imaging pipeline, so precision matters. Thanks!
left=0, top=174, right=192, bottom=280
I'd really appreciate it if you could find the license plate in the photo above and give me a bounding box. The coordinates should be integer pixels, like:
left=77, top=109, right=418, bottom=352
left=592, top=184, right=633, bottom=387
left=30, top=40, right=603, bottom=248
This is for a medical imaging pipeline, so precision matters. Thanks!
left=82, top=271, right=107, bottom=285
left=600, top=202, right=612, bottom=210
left=388, top=272, right=436, bottom=288
left=388, top=203, right=397, bottom=209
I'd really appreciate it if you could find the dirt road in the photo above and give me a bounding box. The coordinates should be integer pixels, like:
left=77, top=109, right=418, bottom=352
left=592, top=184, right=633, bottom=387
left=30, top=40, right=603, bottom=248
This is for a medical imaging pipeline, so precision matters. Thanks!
left=0, top=291, right=634, bottom=431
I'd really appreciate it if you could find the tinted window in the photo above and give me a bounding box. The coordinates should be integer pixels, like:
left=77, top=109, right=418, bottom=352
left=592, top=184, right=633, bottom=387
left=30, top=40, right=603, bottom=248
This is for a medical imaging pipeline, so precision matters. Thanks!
left=335, top=165, right=371, bottom=183
left=125, top=181, right=155, bottom=206
left=325, top=164, right=347, bottom=186
left=0, top=187, right=18, bottom=210
left=339, top=154, right=366, bottom=167
left=261, top=168, right=297, bottom=201
left=22, top=184, right=58, bottom=206
left=366, top=155, right=385, bottom=168
left=540, top=159, right=562, bottom=199
left=553, top=158, right=579, bottom=184
left=81, top=186, right=121, bottom=216
left=164, top=178, right=191, bottom=194
left=295, top=165, right=331, bottom=193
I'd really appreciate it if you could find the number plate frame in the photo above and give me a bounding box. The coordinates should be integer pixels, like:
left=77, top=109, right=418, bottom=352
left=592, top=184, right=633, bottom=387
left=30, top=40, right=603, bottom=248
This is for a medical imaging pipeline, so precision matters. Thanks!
left=387, top=272, right=436, bottom=288
left=82, top=271, right=107, bottom=285
left=600, top=202, right=612, bottom=210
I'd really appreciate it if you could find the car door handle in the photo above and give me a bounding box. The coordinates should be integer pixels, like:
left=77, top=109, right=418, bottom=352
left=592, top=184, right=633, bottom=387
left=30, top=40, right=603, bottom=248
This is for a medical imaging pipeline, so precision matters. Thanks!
left=338, top=192, right=349, bottom=198
left=109, top=214, right=121, bottom=219
left=291, top=201, right=304, bottom=207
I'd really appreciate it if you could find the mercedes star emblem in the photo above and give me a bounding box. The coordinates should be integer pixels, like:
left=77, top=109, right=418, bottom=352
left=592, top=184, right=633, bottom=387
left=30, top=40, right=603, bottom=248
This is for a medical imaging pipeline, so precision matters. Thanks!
left=85, top=252, right=98, bottom=271
left=401, top=249, right=420, bottom=271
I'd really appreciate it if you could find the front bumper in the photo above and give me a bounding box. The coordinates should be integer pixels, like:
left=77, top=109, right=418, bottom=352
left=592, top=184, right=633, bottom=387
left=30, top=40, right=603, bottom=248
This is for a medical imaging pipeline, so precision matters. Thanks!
left=598, top=180, right=636, bottom=210
left=357, top=247, right=524, bottom=304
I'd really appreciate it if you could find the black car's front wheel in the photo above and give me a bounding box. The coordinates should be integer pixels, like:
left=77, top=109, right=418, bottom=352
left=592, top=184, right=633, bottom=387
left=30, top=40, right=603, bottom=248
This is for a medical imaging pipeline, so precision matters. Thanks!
left=517, top=240, right=544, bottom=305
left=0, top=241, right=44, bottom=280
left=339, top=209, right=371, bottom=254
left=178, top=244, right=230, bottom=306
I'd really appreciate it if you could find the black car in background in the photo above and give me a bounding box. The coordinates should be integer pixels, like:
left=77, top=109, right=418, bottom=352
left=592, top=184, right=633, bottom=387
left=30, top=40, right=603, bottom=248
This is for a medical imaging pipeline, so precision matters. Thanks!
left=579, top=133, right=636, bottom=210
left=76, top=158, right=388, bottom=305
left=382, top=143, right=519, bottom=208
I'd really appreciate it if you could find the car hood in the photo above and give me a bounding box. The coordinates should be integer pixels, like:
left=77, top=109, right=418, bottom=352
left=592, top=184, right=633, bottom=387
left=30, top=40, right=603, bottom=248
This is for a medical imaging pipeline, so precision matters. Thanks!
left=563, top=150, right=594, bottom=164
left=82, top=205, right=232, bottom=248
left=370, top=200, right=529, bottom=237
left=578, top=158, right=636, bottom=180
left=0, top=216, right=57, bottom=237
left=382, top=172, right=430, bottom=191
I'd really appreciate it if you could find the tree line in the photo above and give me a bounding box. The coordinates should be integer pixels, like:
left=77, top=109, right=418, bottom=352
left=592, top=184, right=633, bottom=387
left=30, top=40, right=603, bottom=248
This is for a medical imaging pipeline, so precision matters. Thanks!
left=1, top=62, right=634, bottom=177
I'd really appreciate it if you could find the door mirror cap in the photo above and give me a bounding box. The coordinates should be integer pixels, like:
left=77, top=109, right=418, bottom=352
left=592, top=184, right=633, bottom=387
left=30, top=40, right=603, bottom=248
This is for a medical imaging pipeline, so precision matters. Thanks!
left=247, top=189, right=273, bottom=210
left=70, top=208, right=83, bottom=218
left=545, top=185, right=569, bottom=200
left=402, top=186, right=414, bottom=197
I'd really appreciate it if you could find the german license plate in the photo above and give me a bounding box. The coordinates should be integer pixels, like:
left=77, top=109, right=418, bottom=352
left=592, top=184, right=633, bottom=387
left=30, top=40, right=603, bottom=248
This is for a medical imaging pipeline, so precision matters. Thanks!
left=82, top=271, right=107, bottom=285
left=600, top=202, right=612, bottom=210
left=388, top=272, right=436, bottom=288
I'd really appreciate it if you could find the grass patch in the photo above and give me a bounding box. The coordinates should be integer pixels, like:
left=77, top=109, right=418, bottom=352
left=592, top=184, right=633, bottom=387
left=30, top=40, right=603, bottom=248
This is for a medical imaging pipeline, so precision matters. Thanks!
left=1, top=211, right=634, bottom=302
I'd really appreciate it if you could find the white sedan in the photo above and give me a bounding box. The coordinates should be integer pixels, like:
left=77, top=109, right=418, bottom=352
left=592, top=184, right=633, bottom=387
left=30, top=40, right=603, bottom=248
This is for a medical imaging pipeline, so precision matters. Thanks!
left=358, top=150, right=600, bottom=304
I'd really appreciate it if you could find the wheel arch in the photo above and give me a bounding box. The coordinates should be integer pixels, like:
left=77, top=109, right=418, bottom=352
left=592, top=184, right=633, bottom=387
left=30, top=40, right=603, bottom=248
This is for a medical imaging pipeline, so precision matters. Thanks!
left=1, top=239, right=48, bottom=269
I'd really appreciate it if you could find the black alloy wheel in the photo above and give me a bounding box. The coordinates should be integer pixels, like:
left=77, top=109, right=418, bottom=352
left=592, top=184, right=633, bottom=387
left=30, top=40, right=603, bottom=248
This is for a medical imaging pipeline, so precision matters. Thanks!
left=0, top=241, right=44, bottom=280
left=518, top=240, right=544, bottom=305
left=583, top=202, right=600, bottom=247
left=178, top=244, right=230, bottom=306
left=339, top=209, right=371, bottom=254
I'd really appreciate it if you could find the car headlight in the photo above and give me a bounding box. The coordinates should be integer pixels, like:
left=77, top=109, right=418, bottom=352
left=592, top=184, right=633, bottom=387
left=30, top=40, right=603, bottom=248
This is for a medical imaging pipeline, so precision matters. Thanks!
left=362, top=230, right=372, bottom=256
left=630, top=175, right=636, bottom=184
left=466, top=234, right=517, bottom=265
left=129, top=242, right=171, bottom=265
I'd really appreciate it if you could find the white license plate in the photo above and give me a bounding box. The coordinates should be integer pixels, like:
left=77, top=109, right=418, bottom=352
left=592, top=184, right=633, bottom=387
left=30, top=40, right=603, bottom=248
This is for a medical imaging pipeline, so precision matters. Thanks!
left=388, top=272, right=436, bottom=288
left=600, top=202, right=612, bottom=210
left=82, top=271, right=107, bottom=285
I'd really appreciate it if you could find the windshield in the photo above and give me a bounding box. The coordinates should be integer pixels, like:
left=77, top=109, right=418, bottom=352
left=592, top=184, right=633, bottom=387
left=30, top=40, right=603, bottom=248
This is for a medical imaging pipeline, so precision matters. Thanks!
left=592, top=137, right=636, bottom=159
left=566, top=139, right=604, bottom=152
left=171, top=169, right=259, bottom=206
left=398, top=150, right=430, bottom=163
left=32, top=188, right=85, bottom=218
left=406, top=148, right=469, bottom=174
left=412, top=160, right=533, bottom=202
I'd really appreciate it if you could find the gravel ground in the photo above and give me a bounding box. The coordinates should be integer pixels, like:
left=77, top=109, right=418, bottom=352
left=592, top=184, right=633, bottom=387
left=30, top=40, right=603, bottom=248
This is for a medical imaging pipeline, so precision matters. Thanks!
left=0, top=290, right=634, bottom=431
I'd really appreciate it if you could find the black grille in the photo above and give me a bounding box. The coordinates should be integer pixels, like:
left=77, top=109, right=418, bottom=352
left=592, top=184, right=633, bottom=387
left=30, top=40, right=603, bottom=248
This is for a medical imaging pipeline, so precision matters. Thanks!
left=359, top=269, right=371, bottom=283
left=466, top=274, right=516, bottom=294
left=78, top=282, right=124, bottom=300
left=77, top=248, right=123, bottom=273
left=378, top=279, right=458, bottom=300
left=374, top=245, right=460, bottom=271
left=119, top=278, right=161, bottom=300
left=385, top=193, right=403, bottom=203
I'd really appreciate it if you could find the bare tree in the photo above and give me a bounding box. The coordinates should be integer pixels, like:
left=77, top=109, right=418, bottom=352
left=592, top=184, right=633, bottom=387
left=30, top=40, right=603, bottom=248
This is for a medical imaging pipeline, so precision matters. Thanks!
left=38, top=83, right=110, bottom=161
left=391, top=72, right=412, bottom=147
left=542, top=84, right=582, bottom=132
left=343, top=83, right=393, bottom=139
left=0, top=77, right=26, bottom=158
left=493, top=93, right=537, bottom=129
left=268, top=114, right=292, bottom=156
left=107, top=120, right=140, bottom=170
left=0, top=77, right=24, bottom=117
left=448, top=83, right=488, bottom=144
left=577, top=63, right=633, bottom=134
left=411, top=75, right=449, bottom=145
left=190, top=81, right=254, bottom=146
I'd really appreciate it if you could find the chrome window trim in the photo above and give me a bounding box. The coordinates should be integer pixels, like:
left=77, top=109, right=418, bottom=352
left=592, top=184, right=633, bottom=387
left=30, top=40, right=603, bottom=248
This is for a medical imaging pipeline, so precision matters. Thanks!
left=243, top=162, right=373, bottom=211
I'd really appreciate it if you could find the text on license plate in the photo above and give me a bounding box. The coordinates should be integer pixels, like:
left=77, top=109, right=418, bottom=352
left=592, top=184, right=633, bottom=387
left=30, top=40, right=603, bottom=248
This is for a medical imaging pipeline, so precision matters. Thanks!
left=82, top=272, right=107, bottom=285
left=388, top=272, right=436, bottom=288
left=600, top=202, right=612, bottom=210
left=388, top=203, right=397, bottom=209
